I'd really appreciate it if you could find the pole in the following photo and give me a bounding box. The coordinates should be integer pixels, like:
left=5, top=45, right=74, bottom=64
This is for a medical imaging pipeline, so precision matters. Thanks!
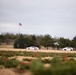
left=19, top=23, right=22, bottom=35
left=19, top=24, right=20, bottom=35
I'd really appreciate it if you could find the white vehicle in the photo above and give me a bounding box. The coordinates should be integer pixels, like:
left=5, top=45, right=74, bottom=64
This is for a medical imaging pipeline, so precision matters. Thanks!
left=62, top=47, right=73, bottom=51
left=26, top=46, right=39, bottom=50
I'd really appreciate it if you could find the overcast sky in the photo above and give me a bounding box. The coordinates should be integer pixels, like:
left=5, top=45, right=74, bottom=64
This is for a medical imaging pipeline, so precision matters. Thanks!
left=0, top=0, right=76, bottom=39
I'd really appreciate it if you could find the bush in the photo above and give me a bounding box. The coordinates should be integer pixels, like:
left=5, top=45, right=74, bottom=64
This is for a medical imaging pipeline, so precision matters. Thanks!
left=50, top=57, right=62, bottom=66
left=1, top=51, right=15, bottom=57
left=42, top=59, right=51, bottom=63
left=0, top=57, right=7, bottom=65
left=20, top=62, right=30, bottom=70
left=4, top=58, right=19, bottom=68
left=20, top=63, right=27, bottom=70
left=23, top=58, right=32, bottom=61
left=30, top=58, right=76, bottom=75
left=30, top=59, right=44, bottom=75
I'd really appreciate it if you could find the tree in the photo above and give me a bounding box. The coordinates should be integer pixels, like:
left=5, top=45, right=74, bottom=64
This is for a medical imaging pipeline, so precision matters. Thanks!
left=24, top=37, right=33, bottom=47
left=73, top=36, right=76, bottom=42
left=31, top=35, right=36, bottom=46
left=14, top=34, right=26, bottom=48
left=72, top=36, right=76, bottom=48
left=40, top=35, right=54, bottom=49
left=0, top=33, right=18, bottom=45
left=31, top=35, right=40, bottom=48
left=4, top=33, right=10, bottom=44
left=0, top=35, right=5, bottom=44
left=59, top=37, right=72, bottom=48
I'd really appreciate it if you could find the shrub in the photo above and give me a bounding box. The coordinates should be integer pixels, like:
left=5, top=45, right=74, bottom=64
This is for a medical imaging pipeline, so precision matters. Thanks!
left=20, top=62, right=30, bottom=70
left=30, top=58, right=76, bottom=75
left=23, top=58, right=32, bottom=61
left=0, top=57, right=7, bottom=65
left=4, top=58, right=19, bottom=68
left=42, top=59, right=51, bottom=63
left=1, top=52, right=15, bottom=57
left=30, top=59, right=44, bottom=75
left=20, top=63, right=26, bottom=70
left=50, top=57, right=62, bottom=66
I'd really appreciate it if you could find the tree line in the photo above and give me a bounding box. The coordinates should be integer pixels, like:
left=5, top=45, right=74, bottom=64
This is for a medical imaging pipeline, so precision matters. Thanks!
left=0, top=33, right=76, bottom=49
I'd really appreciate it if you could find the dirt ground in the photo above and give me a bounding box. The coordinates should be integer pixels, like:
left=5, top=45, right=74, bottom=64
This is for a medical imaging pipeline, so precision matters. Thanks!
left=0, top=48, right=76, bottom=53
left=0, top=44, right=76, bottom=53
left=0, top=68, right=32, bottom=75
left=0, top=47, right=76, bottom=75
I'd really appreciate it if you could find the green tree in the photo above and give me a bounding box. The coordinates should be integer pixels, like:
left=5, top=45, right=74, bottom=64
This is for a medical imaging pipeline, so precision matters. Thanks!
left=40, top=35, right=54, bottom=49
left=59, top=37, right=72, bottom=48
left=73, top=36, right=76, bottom=42
left=14, top=34, right=26, bottom=48
left=4, top=33, right=10, bottom=44
left=25, top=37, right=33, bottom=47
left=31, top=35, right=36, bottom=46
left=72, top=36, right=76, bottom=48
left=0, top=33, right=17, bottom=44
left=0, top=35, right=5, bottom=44
left=31, top=35, right=40, bottom=48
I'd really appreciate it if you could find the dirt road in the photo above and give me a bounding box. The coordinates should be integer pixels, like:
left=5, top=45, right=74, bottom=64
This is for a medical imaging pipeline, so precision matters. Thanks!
left=0, top=48, right=76, bottom=53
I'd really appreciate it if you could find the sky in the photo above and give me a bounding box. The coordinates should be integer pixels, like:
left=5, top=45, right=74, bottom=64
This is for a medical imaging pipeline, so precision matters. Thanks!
left=0, top=0, right=76, bottom=39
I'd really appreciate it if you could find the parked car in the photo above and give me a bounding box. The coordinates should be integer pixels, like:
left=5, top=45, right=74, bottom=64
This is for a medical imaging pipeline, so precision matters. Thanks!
left=26, top=46, right=39, bottom=50
left=62, top=47, right=73, bottom=51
